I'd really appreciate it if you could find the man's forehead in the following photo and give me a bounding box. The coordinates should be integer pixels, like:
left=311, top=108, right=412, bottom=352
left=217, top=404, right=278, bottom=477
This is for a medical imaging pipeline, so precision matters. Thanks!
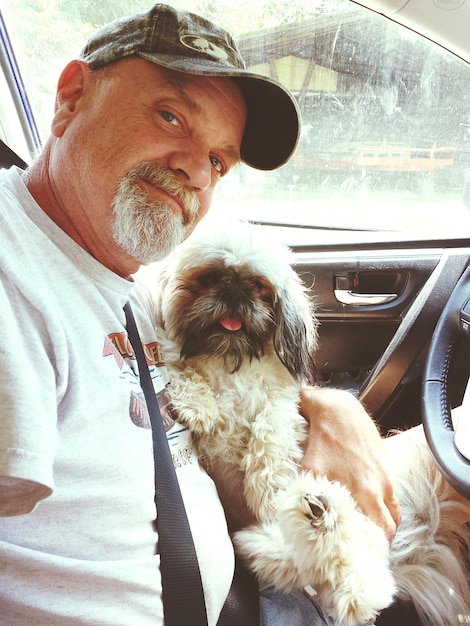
left=158, top=65, right=244, bottom=106
left=157, top=66, right=245, bottom=144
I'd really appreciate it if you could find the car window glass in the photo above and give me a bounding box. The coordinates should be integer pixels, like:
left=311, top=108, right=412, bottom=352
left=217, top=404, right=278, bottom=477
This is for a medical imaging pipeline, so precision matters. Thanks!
left=3, top=0, right=470, bottom=240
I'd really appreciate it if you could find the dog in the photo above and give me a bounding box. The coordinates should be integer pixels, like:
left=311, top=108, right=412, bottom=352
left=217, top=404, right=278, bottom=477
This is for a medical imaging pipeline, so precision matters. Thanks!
left=149, top=220, right=470, bottom=626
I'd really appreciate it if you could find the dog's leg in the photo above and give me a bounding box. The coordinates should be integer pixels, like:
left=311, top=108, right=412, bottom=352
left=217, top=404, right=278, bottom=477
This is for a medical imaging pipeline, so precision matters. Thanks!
left=236, top=394, right=396, bottom=625
left=234, top=520, right=302, bottom=590
left=236, top=472, right=397, bottom=626
left=239, top=397, right=306, bottom=521
left=166, top=365, right=221, bottom=434
left=274, top=472, right=397, bottom=626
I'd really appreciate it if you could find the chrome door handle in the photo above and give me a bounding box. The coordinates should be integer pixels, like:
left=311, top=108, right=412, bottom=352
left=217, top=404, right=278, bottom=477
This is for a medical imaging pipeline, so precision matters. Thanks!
left=334, top=290, right=398, bottom=306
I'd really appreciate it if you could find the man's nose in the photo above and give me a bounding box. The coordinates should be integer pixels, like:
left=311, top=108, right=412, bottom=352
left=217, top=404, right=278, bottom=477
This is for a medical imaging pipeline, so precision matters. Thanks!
left=167, top=140, right=213, bottom=192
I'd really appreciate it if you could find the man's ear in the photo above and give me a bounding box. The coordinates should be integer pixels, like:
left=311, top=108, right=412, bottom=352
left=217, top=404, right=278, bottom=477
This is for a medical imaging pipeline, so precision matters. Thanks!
left=51, top=60, right=88, bottom=137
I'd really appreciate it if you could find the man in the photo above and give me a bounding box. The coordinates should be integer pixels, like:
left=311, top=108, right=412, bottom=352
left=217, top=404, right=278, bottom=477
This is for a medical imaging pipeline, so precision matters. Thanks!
left=0, top=4, right=399, bottom=624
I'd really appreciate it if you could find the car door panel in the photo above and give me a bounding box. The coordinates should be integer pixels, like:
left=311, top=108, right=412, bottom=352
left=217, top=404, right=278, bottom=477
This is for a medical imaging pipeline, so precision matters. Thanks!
left=293, top=246, right=470, bottom=432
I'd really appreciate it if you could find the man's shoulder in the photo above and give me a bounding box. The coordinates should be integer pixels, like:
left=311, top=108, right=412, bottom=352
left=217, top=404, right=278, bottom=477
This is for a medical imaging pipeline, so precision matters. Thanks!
left=0, top=166, right=24, bottom=207
left=0, top=166, right=44, bottom=236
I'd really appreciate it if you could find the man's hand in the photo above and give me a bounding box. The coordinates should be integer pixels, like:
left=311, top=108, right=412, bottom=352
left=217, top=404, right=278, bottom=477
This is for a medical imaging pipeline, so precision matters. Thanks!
left=299, top=387, right=401, bottom=542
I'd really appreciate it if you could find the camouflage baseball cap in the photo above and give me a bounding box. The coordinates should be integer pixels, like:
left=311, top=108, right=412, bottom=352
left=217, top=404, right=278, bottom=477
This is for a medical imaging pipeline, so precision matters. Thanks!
left=80, top=3, right=300, bottom=171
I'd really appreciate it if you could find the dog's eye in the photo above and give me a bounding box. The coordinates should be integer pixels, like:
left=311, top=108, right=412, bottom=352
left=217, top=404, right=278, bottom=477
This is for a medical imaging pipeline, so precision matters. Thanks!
left=197, top=273, right=217, bottom=288
left=250, top=278, right=274, bottom=305
left=251, top=279, right=264, bottom=292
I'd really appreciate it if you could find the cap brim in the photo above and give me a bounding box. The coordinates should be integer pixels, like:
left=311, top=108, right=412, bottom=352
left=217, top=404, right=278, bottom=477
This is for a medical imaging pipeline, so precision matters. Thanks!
left=236, top=76, right=300, bottom=171
left=138, top=52, right=300, bottom=171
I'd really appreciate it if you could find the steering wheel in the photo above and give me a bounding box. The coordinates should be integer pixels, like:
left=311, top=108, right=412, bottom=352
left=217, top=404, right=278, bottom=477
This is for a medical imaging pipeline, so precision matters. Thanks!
left=422, top=264, right=470, bottom=501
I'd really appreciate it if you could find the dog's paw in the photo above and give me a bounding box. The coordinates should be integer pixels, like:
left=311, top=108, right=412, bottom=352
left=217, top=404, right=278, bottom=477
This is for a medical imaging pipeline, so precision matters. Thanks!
left=169, top=373, right=220, bottom=433
left=276, top=475, right=340, bottom=541
left=302, top=492, right=336, bottom=529
left=173, top=403, right=217, bottom=433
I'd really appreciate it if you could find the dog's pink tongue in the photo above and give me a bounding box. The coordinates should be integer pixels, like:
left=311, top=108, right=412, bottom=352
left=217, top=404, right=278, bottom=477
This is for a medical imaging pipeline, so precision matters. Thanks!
left=220, top=317, right=242, bottom=331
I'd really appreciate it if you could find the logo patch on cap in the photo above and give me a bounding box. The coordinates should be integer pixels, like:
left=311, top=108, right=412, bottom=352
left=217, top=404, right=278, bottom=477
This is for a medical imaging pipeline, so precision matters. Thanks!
left=180, top=35, right=228, bottom=62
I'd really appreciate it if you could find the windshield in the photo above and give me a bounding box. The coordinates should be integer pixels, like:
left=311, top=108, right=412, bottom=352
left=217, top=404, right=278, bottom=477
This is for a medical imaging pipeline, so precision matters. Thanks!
left=3, top=0, right=470, bottom=239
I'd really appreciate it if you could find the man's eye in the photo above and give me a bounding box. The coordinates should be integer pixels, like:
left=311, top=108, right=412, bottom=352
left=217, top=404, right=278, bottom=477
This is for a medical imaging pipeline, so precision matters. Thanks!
left=160, top=110, right=178, bottom=125
left=210, top=155, right=224, bottom=174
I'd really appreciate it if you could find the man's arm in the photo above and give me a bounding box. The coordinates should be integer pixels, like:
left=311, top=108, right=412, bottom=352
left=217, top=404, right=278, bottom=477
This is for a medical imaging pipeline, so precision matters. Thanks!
left=299, top=386, right=401, bottom=542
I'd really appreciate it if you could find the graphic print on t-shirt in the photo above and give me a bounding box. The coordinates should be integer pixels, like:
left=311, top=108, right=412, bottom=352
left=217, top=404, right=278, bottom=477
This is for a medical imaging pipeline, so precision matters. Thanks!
left=103, top=332, right=177, bottom=432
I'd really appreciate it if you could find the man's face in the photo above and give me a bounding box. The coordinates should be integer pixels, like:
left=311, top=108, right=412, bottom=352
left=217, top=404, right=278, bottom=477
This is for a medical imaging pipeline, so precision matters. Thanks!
left=50, top=58, right=246, bottom=275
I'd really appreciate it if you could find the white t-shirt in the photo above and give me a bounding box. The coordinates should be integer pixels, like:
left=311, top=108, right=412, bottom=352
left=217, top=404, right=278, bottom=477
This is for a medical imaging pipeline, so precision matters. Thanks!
left=0, top=167, right=234, bottom=625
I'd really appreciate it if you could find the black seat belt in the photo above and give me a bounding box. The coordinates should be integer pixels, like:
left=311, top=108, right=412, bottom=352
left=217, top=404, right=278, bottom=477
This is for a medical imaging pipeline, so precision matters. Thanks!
left=124, top=302, right=259, bottom=626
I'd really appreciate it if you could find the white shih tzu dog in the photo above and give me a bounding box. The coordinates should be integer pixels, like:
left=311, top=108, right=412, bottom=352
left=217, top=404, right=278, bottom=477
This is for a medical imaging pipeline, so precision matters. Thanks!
left=149, top=221, right=470, bottom=626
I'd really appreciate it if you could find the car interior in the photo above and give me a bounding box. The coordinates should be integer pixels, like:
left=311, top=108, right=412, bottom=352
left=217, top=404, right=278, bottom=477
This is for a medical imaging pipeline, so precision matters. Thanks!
left=1, top=0, right=470, bottom=623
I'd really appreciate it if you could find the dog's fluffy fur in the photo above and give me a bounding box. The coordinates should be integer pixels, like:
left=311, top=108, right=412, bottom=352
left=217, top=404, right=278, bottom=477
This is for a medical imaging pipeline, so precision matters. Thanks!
left=150, top=221, right=470, bottom=626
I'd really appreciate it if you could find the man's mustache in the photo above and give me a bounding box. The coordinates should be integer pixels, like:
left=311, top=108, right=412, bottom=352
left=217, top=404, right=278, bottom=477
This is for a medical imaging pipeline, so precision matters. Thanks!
left=124, top=162, right=200, bottom=224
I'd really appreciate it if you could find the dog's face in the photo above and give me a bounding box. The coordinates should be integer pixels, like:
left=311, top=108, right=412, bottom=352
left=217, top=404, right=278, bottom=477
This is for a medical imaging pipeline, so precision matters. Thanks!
left=154, top=222, right=317, bottom=384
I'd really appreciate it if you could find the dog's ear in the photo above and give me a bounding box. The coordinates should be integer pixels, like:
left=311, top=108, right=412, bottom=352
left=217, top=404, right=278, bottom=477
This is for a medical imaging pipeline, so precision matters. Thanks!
left=273, top=281, right=317, bottom=385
